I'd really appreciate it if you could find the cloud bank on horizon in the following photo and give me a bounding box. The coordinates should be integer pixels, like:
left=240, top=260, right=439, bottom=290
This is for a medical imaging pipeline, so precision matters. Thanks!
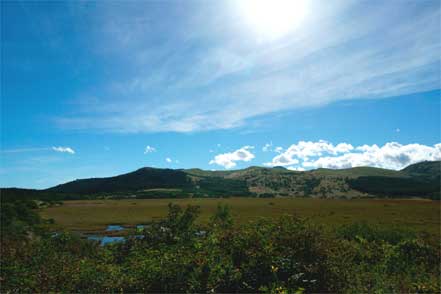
left=209, top=141, right=441, bottom=170
left=53, top=0, right=440, bottom=133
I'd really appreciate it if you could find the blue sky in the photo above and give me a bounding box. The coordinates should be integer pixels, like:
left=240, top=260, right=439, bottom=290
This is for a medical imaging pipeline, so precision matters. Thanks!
left=1, top=0, right=440, bottom=188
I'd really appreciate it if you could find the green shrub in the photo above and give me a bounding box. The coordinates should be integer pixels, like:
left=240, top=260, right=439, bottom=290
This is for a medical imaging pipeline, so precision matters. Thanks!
left=336, top=221, right=416, bottom=244
left=1, top=203, right=439, bottom=293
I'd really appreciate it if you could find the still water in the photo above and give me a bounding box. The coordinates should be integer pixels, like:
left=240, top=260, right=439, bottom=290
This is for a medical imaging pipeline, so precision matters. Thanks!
left=87, top=225, right=145, bottom=246
left=87, top=235, right=126, bottom=246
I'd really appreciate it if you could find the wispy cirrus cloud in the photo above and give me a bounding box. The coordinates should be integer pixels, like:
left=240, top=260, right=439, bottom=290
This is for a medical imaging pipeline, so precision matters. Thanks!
left=1, top=146, right=75, bottom=155
left=55, top=1, right=440, bottom=133
left=52, top=146, right=75, bottom=154
left=0, top=147, right=50, bottom=153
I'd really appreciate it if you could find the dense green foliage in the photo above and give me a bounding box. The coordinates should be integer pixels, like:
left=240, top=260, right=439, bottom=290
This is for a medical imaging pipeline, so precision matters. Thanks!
left=0, top=188, right=73, bottom=202
left=1, top=200, right=440, bottom=293
left=1, top=199, right=41, bottom=238
left=401, top=160, right=441, bottom=177
left=348, top=175, right=441, bottom=199
left=194, top=177, right=251, bottom=197
left=348, top=161, right=441, bottom=199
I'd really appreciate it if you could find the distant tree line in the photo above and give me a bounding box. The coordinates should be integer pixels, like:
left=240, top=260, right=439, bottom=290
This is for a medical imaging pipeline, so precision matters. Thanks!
left=348, top=175, right=440, bottom=199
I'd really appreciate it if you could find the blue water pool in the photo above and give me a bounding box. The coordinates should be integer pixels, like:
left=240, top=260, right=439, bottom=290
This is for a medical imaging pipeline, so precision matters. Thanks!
left=87, top=236, right=126, bottom=246
left=106, top=225, right=125, bottom=231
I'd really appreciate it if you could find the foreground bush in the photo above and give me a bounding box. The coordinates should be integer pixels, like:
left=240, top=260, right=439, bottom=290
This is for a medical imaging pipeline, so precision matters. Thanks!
left=1, top=203, right=440, bottom=293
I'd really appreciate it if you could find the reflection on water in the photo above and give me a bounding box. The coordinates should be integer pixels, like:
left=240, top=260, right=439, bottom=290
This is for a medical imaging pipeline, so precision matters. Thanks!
left=87, top=236, right=126, bottom=246
left=87, top=224, right=140, bottom=246
left=106, top=225, right=125, bottom=231
left=86, top=224, right=206, bottom=246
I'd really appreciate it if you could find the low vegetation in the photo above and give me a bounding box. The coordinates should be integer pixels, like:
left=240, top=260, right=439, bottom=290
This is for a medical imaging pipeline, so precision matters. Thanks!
left=1, top=198, right=440, bottom=293
left=39, top=198, right=441, bottom=239
left=2, top=161, right=440, bottom=292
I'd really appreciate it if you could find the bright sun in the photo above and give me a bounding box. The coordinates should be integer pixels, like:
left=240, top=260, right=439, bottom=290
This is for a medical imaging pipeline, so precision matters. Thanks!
left=238, top=0, right=309, bottom=41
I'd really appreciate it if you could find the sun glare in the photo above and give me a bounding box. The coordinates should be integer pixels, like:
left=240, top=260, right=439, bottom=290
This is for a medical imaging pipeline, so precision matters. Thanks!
left=238, top=0, right=309, bottom=41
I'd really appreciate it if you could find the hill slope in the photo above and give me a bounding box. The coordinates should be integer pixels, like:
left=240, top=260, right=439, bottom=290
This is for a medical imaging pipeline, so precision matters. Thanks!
left=48, top=168, right=192, bottom=194
left=1, top=161, right=439, bottom=200
left=46, top=167, right=251, bottom=198
left=348, top=161, right=440, bottom=199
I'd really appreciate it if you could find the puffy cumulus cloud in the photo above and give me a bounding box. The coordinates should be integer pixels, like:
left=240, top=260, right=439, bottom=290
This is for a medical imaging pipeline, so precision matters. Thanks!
left=165, top=157, right=172, bottom=163
left=264, top=140, right=353, bottom=166
left=52, top=146, right=75, bottom=154
left=209, top=146, right=255, bottom=169
left=264, top=155, right=299, bottom=167
left=304, top=142, right=441, bottom=170
left=267, top=141, right=441, bottom=170
left=144, top=145, right=156, bottom=154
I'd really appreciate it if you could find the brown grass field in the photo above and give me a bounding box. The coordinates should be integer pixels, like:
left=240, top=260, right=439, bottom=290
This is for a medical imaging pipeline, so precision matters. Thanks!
left=39, top=198, right=440, bottom=238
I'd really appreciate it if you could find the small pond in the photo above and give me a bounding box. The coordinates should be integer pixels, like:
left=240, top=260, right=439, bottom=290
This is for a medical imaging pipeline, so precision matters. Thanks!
left=87, top=235, right=144, bottom=246
left=84, top=224, right=205, bottom=246
left=87, top=236, right=126, bottom=246
left=105, top=225, right=125, bottom=231
left=86, top=224, right=146, bottom=246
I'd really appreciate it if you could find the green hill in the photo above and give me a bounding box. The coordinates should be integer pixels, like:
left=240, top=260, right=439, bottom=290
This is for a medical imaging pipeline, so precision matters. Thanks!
left=401, top=160, right=440, bottom=178
left=48, top=167, right=192, bottom=194
left=310, top=166, right=402, bottom=178
left=1, top=161, right=439, bottom=200
left=348, top=161, right=440, bottom=199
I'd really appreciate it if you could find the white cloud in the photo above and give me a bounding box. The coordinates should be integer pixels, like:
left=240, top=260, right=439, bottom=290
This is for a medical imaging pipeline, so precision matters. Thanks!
left=209, top=145, right=255, bottom=169
left=265, top=140, right=353, bottom=166
left=55, top=2, right=440, bottom=133
left=274, top=147, right=283, bottom=154
left=262, top=142, right=272, bottom=152
left=267, top=141, right=441, bottom=170
left=144, top=145, right=156, bottom=154
left=52, top=146, right=75, bottom=154
left=165, top=157, right=172, bottom=163
left=1, top=146, right=76, bottom=155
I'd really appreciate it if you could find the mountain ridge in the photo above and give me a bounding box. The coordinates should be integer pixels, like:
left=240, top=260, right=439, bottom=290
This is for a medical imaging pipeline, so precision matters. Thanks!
left=1, top=161, right=439, bottom=200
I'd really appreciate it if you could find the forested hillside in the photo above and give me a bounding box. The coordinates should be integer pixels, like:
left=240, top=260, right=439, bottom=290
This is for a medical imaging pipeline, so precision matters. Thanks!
left=1, top=161, right=439, bottom=200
